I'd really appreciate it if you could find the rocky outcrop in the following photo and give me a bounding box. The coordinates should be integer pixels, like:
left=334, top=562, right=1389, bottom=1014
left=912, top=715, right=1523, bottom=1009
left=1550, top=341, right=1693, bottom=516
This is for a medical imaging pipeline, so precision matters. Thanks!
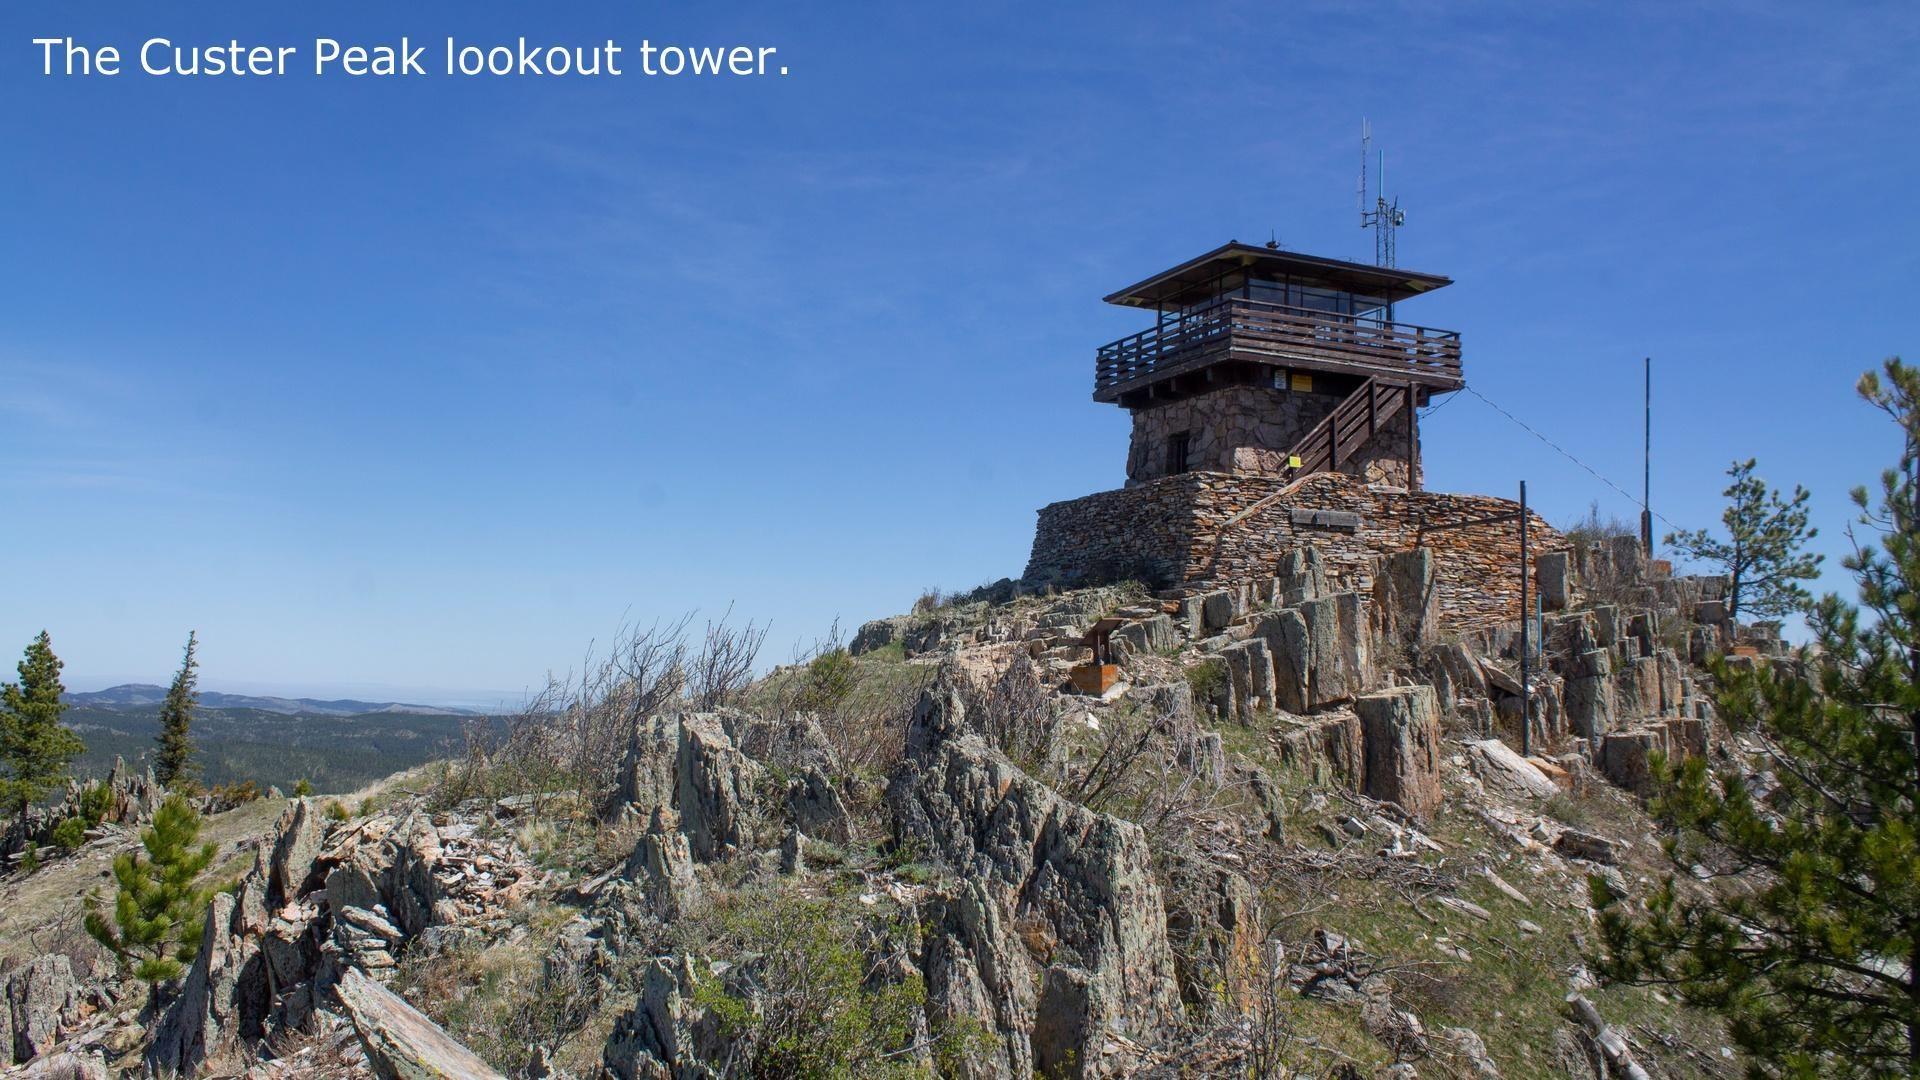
left=3, top=955, right=84, bottom=1066
left=336, top=968, right=505, bottom=1080
left=891, top=683, right=1183, bottom=1077
left=602, top=955, right=715, bottom=1080
left=1355, top=686, right=1444, bottom=820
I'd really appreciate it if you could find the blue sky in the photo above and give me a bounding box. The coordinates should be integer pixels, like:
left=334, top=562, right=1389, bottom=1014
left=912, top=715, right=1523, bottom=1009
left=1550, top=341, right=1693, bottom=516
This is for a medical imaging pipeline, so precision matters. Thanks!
left=3, top=1, right=1915, bottom=706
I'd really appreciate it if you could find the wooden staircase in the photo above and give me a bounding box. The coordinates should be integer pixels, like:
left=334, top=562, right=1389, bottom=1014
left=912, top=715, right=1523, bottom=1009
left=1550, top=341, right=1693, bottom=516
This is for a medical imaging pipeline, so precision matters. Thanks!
left=1285, top=377, right=1411, bottom=478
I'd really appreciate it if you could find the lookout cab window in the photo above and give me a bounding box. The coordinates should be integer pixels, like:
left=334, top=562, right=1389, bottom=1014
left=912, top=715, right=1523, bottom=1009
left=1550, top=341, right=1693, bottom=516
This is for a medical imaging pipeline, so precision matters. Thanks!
left=1167, top=432, right=1191, bottom=475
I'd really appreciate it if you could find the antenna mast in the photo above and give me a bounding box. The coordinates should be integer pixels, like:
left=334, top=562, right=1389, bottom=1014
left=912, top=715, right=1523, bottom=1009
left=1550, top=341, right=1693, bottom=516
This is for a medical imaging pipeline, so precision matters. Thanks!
left=1358, top=119, right=1406, bottom=268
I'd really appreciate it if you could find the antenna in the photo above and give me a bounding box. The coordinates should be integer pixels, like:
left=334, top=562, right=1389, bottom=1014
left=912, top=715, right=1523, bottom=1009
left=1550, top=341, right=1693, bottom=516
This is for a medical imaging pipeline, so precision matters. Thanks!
left=1357, top=119, right=1406, bottom=268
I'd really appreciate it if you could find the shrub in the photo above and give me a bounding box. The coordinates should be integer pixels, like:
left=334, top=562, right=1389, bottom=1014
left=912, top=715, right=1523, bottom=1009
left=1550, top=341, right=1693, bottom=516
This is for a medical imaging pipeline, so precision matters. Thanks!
left=795, top=648, right=859, bottom=716
left=291, top=778, right=313, bottom=797
left=324, top=800, right=351, bottom=822
left=694, top=893, right=946, bottom=1077
left=51, top=815, right=87, bottom=851
left=77, top=779, right=114, bottom=825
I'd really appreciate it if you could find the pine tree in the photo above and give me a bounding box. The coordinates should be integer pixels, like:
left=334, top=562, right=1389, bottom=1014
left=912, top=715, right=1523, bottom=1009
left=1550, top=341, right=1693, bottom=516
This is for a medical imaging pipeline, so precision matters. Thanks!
left=84, top=794, right=219, bottom=984
left=1665, top=458, right=1823, bottom=623
left=0, top=631, right=86, bottom=823
left=154, top=631, right=200, bottom=789
left=1593, top=359, right=1920, bottom=1077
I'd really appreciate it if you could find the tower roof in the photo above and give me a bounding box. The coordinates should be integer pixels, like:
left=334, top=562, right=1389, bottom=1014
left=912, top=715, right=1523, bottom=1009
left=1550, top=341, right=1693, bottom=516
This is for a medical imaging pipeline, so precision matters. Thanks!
left=1103, top=242, right=1452, bottom=309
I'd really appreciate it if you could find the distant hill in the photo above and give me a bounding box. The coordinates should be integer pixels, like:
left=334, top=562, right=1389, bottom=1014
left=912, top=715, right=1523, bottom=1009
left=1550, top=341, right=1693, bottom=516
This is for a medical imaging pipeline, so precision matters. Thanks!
left=61, top=697, right=502, bottom=795
left=69, top=683, right=478, bottom=717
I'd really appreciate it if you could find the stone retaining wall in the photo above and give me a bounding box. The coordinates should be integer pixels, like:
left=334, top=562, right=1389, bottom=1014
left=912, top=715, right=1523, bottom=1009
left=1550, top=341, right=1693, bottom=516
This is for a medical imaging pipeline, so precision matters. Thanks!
left=1023, top=472, right=1567, bottom=632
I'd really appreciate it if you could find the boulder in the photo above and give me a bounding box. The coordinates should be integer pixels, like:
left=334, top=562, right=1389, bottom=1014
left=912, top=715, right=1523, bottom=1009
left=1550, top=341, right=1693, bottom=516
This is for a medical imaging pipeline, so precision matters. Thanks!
left=1355, top=686, right=1444, bottom=819
left=1158, top=851, right=1263, bottom=1021
left=337, top=967, right=506, bottom=1080
left=1617, top=656, right=1662, bottom=720
left=1465, top=739, right=1559, bottom=799
left=13, top=1051, right=109, bottom=1080
left=850, top=616, right=906, bottom=656
left=675, top=714, right=763, bottom=861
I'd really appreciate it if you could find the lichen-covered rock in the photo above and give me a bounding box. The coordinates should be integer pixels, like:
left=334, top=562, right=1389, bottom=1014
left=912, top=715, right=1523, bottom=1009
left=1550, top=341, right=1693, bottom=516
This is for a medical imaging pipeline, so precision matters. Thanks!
left=891, top=684, right=1182, bottom=1077
left=676, top=714, right=761, bottom=861
left=624, top=808, right=702, bottom=920
left=1158, top=851, right=1262, bottom=1022
left=1356, top=686, right=1443, bottom=819
left=3, top=954, right=83, bottom=1065
left=602, top=954, right=718, bottom=1080
left=1252, top=608, right=1310, bottom=714
left=336, top=967, right=505, bottom=1080
left=1372, top=548, right=1437, bottom=651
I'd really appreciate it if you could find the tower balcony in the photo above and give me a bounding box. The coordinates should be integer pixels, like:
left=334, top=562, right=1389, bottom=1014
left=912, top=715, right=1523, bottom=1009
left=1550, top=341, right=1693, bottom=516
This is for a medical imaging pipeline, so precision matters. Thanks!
left=1093, top=296, right=1463, bottom=405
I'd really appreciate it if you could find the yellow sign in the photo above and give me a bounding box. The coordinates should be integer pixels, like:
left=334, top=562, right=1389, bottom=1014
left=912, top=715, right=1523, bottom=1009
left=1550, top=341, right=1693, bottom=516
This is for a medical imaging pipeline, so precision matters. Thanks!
left=1288, top=455, right=1303, bottom=469
left=1289, top=373, right=1313, bottom=392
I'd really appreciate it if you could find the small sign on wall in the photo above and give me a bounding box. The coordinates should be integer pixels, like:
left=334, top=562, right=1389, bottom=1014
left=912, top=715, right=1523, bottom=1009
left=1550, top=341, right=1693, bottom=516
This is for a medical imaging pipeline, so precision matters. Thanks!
left=1289, top=373, right=1314, bottom=392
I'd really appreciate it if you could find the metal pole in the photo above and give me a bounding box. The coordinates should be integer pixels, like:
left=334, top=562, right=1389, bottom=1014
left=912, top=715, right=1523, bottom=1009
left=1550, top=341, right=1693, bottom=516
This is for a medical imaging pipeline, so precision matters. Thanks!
left=1519, top=480, right=1531, bottom=756
left=1641, top=356, right=1653, bottom=556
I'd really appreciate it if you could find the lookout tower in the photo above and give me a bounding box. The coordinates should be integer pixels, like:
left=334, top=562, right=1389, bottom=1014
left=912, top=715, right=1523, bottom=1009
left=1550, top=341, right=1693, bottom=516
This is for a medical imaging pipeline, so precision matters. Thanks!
left=1094, top=242, right=1463, bottom=490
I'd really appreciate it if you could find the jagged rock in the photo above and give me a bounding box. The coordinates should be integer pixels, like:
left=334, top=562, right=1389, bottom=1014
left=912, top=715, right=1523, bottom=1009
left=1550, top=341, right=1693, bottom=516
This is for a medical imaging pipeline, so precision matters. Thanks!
left=266, top=798, right=326, bottom=906
left=676, top=714, right=762, bottom=861
left=602, top=954, right=714, bottom=1080
left=1158, top=851, right=1262, bottom=1021
left=624, top=809, right=701, bottom=920
left=892, top=684, right=1182, bottom=1077
left=720, top=710, right=840, bottom=776
left=3, top=955, right=82, bottom=1065
left=1252, top=609, right=1310, bottom=714
left=1443, top=1026, right=1501, bottom=1076
left=149, top=892, right=265, bottom=1076
left=336, top=967, right=505, bottom=1080
left=785, top=766, right=853, bottom=845
left=1356, top=686, right=1443, bottom=819
left=614, top=713, right=770, bottom=861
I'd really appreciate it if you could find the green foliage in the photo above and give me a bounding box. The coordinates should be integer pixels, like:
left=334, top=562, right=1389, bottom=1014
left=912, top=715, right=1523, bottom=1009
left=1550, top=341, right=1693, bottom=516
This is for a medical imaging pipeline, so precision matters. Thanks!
left=324, top=800, right=351, bottom=822
left=19, top=846, right=39, bottom=874
left=78, top=778, right=113, bottom=825
left=1665, top=458, right=1822, bottom=622
left=51, top=815, right=87, bottom=851
left=1594, top=359, right=1920, bottom=1078
left=291, top=778, right=313, bottom=797
left=0, top=631, right=86, bottom=820
left=154, top=631, right=200, bottom=789
left=84, top=794, right=219, bottom=984
left=1184, top=659, right=1227, bottom=705
left=795, top=648, right=859, bottom=716
left=694, top=893, right=957, bottom=1077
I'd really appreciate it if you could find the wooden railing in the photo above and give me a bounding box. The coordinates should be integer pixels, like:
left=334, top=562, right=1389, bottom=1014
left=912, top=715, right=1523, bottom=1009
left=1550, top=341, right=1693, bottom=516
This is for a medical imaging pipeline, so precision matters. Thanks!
left=1093, top=297, right=1462, bottom=399
left=1287, top=376, right=1408, bottom=477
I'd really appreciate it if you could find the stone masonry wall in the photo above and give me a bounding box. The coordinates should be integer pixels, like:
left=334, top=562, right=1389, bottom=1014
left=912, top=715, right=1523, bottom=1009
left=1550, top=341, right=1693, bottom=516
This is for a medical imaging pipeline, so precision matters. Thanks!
left=1126, top=383, right=1415, bottom=489
left=1023, top=472, right=1567, bottom=632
